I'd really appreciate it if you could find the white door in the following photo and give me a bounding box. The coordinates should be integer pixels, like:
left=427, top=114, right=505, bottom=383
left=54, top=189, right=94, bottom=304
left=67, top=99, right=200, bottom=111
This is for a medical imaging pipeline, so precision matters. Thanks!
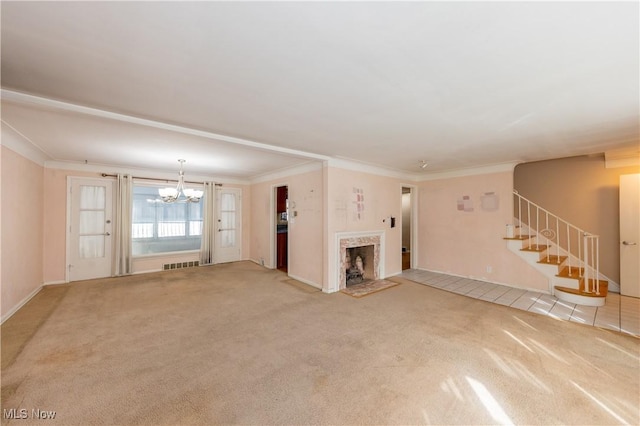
left=68, top=178, right=113, bottom=281
left=215, top=187, right=242, bottom=263
left=620, top=173, right=640, bottom=297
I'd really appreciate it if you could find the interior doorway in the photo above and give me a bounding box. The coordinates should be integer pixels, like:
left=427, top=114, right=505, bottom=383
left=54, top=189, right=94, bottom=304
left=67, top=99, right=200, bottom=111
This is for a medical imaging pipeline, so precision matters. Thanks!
left=620, top=173, right=640, bottom=297
left=275, top=185, right=288, bottom=272
left=402, top=187, right=413, bottom=270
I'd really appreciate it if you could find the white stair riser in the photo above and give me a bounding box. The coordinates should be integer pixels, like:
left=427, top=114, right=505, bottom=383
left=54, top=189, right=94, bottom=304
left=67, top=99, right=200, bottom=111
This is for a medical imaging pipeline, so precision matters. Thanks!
left=552, top=276, right=580, bottom=290
left=555, top=289, right=606, bottom=307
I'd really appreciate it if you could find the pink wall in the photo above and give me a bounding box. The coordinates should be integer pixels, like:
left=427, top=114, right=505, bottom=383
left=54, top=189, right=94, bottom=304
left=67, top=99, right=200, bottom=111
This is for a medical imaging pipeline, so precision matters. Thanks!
left=288, top=169, right=324, bottom=287
left=1, top=146, right=44, bottom=320
left=418, top=171, right=548, bottom=291
left=325, top=166, right=404, bottom=291
left=250, top=167, right=324, bottom=287
left=249, top=179, right=272, bottom=266
left=240, top=184, right=251, bottom=261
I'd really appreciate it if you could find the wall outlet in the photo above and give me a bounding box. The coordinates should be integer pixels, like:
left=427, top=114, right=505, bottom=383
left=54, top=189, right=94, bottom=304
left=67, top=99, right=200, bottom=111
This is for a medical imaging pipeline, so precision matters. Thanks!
left=486, top=265, right=492, bottom=273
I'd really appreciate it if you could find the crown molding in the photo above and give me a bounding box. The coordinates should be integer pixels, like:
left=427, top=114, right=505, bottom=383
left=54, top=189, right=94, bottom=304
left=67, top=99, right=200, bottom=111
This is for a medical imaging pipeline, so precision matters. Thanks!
left=605, top=147, right=640, bottom=169
left=44, top=160, right=251, bottom=185
left=326, top=157, right=421, bottom=181
left=250, top=160, right=323, bottom=184
left=417, top=162, right=518, bottom=181
left=1, top=89, right=330, bottom=162
left=1, top=89, right=523, bottom=183
left=325, top=158, right=519, bottom=181
left=0, top=120, right=51, bottom=166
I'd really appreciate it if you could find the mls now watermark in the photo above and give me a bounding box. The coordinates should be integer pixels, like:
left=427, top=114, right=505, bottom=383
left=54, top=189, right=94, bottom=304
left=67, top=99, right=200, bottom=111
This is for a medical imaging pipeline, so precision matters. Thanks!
left=3, top=408, right=57, bottom=420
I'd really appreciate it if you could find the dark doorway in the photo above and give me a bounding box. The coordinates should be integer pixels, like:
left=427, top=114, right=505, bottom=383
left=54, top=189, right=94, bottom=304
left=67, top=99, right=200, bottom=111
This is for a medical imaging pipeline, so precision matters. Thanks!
left=275, top=185, right=288, bottom=272
left=402, top=187, right=412, bottom=270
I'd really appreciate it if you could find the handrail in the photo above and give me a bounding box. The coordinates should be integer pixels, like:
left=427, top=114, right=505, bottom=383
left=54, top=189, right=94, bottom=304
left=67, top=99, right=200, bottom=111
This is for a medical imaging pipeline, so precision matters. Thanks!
left=513, top=190, right=601, bottom=294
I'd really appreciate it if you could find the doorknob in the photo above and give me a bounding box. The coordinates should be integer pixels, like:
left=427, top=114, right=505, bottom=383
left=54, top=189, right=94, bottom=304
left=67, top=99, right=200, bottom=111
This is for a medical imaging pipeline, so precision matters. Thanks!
left=622, top=241, right=637, bottom=245
left=104, top=232, right=111, bottom=236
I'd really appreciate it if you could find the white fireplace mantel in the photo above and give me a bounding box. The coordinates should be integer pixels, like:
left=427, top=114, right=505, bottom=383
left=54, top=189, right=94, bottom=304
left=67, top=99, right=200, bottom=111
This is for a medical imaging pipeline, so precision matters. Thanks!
left=332, top=230, right=385, bottom=293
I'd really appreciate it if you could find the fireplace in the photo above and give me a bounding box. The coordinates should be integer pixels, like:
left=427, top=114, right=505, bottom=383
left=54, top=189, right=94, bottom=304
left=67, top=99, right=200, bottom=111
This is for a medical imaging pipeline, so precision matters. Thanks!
left=334, top=231, right=385, bottom=292
left=345, top=245, right=375, bottom=286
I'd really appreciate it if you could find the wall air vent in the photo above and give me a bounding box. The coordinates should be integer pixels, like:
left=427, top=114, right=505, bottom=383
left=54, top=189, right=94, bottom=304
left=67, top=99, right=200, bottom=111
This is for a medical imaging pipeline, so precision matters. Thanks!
left=163, top=261, right=199, bottom=271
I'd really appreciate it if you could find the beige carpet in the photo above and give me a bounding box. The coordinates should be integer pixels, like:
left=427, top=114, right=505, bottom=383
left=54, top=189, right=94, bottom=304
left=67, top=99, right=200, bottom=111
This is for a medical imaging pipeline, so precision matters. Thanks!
left=1, top=261, right=639, bottom=425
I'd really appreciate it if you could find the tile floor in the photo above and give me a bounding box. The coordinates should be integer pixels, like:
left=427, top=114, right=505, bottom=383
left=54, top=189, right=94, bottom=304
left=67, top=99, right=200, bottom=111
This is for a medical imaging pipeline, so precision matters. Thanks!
left=400, top=269, right=640, bottom=337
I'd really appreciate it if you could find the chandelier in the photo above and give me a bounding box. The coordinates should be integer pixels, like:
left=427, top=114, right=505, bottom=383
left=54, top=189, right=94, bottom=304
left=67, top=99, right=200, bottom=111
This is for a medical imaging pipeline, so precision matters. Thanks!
left=158, top=159, right=204, bottom=203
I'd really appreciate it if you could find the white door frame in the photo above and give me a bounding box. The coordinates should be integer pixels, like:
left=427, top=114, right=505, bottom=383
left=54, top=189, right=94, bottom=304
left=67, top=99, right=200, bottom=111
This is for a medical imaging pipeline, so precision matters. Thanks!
left=270, top=183, right=287, bottom=269
left=402, top=184, right=419, bottom=269
left=66, top=176, right=114, bottom=282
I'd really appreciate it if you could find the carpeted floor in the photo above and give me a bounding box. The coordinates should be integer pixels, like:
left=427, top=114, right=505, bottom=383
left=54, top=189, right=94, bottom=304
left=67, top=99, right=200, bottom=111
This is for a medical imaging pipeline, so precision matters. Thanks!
left=1, top=261, right=639, bottom=425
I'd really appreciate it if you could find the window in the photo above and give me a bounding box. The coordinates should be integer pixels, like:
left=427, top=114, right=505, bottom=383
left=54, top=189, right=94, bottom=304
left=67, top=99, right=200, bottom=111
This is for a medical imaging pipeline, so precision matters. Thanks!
left=132, top=185, right=203, bottom=255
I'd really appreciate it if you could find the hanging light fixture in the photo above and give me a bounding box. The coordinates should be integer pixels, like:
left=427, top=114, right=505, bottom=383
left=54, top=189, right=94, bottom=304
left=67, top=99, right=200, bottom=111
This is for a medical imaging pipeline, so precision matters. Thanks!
left=158, top=159, right=204, bottom=203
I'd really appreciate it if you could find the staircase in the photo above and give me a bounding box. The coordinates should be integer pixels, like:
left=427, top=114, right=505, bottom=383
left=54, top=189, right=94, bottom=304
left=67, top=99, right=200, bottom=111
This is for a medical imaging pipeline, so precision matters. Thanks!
left=505, top=191, right=608, bottom=307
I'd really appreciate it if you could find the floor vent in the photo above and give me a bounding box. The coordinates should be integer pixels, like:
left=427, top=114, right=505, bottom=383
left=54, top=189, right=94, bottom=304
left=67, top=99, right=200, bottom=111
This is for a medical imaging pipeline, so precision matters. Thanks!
left=163, top=261, right=199, bottom=271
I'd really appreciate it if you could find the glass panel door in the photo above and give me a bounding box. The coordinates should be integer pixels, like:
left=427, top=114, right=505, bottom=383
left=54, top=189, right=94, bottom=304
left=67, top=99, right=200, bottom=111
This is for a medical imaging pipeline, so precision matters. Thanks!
left=215, top=188, right=242, bottom=263
left=69, top=178, right=113, bottom=281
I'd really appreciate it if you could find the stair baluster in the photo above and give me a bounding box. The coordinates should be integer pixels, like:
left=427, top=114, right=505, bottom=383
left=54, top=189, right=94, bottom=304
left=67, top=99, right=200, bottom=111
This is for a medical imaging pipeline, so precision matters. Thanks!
left=567, top=223, right=572, bottom=275
left=555, top=216, right=560, bottom=264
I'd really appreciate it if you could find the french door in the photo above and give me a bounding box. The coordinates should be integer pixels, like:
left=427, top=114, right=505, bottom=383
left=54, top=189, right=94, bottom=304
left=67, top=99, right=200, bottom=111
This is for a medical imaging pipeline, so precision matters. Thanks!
left=68, top=177, right=113, bottom=281
left=214, top=187, right=242, bottom=263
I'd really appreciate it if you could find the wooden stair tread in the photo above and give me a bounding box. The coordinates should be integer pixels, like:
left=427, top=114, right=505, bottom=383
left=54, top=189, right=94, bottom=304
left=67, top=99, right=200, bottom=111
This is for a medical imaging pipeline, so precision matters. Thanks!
left=503, top=235, right=534, bottom=241
left=556, top=266, right=584, bottom=279
left=580, top=278, right=608, bottom=293
left=521, top=244, right=549, bottom=252
left=538, top=255, right=567, bottom=265
left=555, top=286, right=607, bottom=298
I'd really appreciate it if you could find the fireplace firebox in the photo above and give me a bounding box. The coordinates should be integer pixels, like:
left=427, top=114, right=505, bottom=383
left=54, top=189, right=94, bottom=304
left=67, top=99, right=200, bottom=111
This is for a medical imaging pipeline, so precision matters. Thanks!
left=345, top=245, right=375, bottom=286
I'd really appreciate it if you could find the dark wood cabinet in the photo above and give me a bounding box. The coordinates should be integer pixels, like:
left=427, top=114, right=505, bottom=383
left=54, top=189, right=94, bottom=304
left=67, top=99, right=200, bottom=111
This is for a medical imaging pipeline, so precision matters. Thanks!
left=276, top=186, right=288, bottom=213
left=277, top=231, right=288, bottom=270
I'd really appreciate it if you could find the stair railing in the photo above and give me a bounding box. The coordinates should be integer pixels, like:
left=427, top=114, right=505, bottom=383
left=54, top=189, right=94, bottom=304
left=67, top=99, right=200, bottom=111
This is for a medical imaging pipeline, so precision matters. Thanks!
left=513, top=190, right=600, bottom=293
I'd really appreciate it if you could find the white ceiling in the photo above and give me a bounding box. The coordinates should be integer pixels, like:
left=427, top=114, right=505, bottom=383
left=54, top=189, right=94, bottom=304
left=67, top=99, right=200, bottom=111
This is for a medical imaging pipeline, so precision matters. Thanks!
left=1, top=1, right=638, bottom=180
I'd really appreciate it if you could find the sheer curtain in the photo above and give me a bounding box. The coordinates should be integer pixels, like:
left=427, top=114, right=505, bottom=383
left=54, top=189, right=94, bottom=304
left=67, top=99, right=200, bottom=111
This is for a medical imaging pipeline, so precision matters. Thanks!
left=200, top=182, right=216, bottom=265
left=113, top=174, right=133, bottom=275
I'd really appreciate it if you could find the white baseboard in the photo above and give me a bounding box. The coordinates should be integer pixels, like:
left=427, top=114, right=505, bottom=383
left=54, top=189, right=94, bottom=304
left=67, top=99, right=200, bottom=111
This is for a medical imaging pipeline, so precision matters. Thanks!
left=249, top=258, right=271, bottom=268
left=44, top=280, right=67, bottom=286
left=132, top=269, right=162, bottom=275
left=1, top=284, right=43, bottom=324
left=247, top=259, right=274, bottom=269
left=287, top=273, right=322, bottom=290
